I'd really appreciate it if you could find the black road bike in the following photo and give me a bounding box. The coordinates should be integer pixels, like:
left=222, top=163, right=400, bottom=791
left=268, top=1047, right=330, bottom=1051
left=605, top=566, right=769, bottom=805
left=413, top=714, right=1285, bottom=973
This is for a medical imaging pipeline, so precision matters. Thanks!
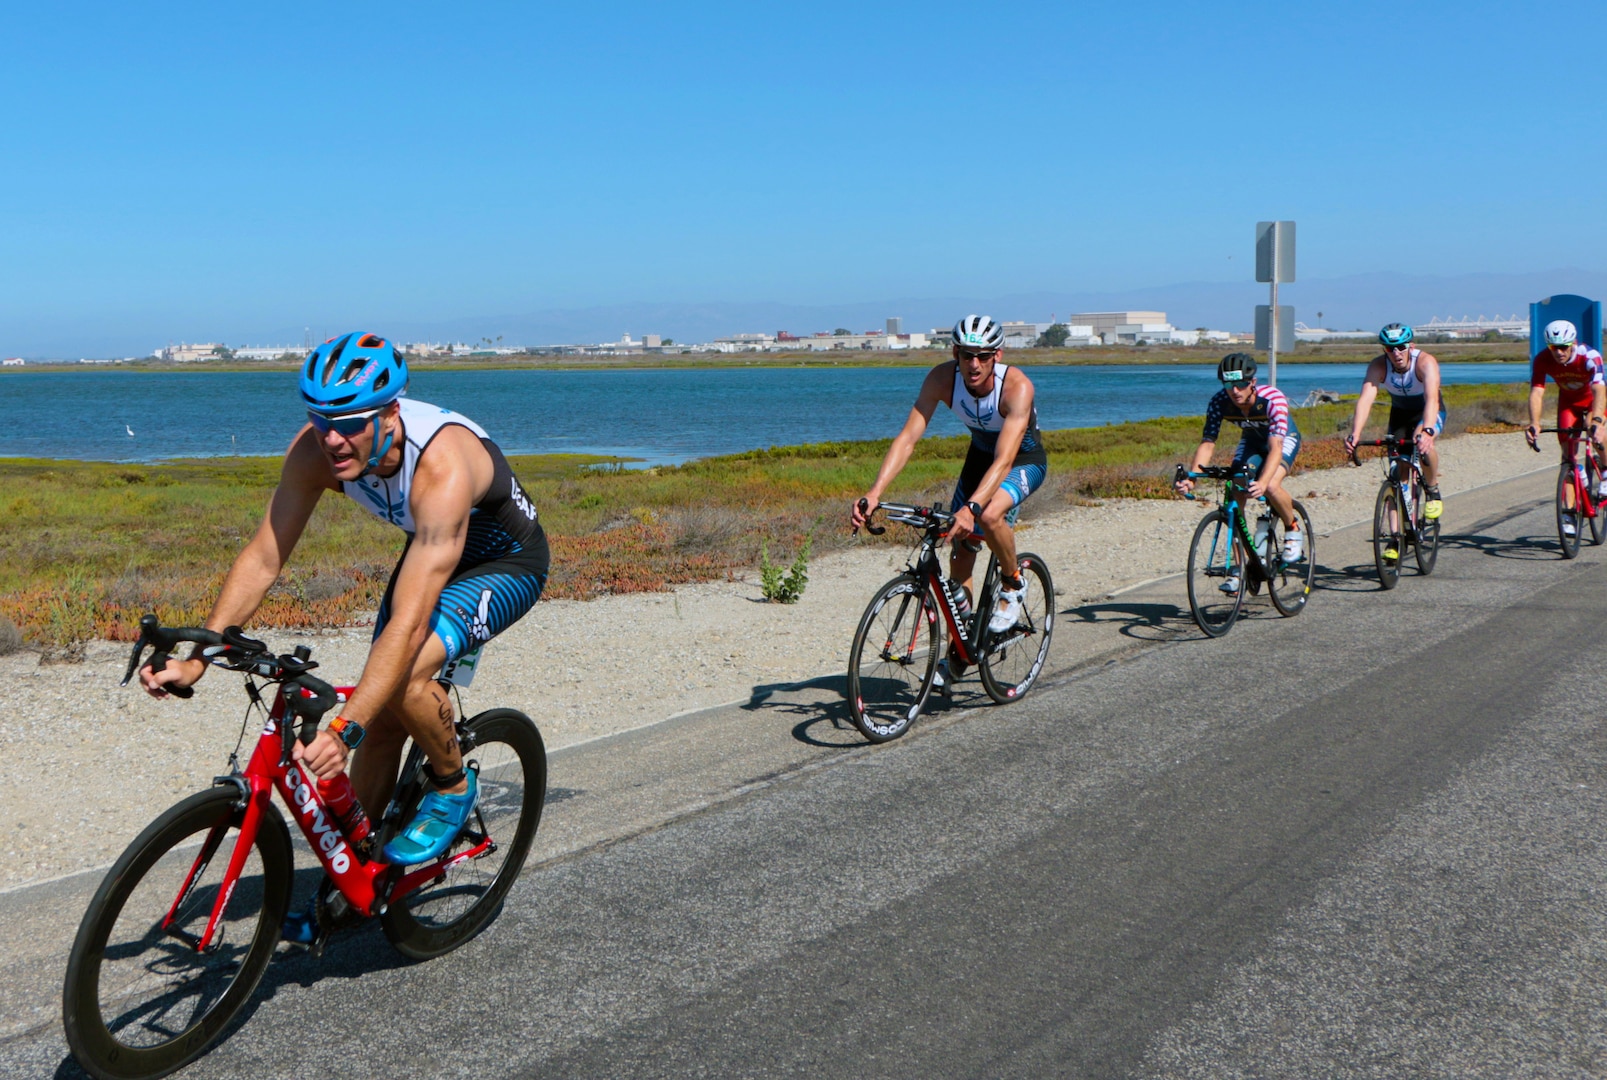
left=846, top=500, right=1055, bottom=742
left=1352, top=435, right=1440, bottom=588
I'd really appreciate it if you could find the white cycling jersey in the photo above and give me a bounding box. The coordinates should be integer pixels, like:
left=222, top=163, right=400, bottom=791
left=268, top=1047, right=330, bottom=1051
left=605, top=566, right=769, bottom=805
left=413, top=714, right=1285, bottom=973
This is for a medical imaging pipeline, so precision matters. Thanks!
left=342, top=398, right=490, bottom=534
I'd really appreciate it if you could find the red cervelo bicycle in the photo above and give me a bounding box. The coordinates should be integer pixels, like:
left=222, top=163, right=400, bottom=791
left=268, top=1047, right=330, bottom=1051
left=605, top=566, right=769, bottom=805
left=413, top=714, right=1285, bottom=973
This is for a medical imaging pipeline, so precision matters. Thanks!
left=62, top=616, right=546, bottom=1080
left=1535, top=424, right=1607, bottom=559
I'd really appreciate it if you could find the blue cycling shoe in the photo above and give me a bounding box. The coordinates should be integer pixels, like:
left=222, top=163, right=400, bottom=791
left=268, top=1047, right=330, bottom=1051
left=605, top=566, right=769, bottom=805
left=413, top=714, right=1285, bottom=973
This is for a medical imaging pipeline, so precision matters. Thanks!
left=281, top=909, right=319, bottom=946
left=381, top=770, right=478, bottom=865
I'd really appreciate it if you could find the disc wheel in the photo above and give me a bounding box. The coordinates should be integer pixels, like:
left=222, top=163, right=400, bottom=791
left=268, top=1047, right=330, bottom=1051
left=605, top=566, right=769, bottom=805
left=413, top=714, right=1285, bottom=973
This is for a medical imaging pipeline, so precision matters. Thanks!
left=1185, top=509, right=1246, bottom=638
left=1557, top=464, right=1582, bottom=559
left=380, top=708, right=546, bottom=960
left=63, top=788, right=293, bottom=1080
left=846, top=575, right=939, bottom=742
left=978, top=553, right=1055, bottom=704
left=1267, top=500, right=1316, bottom=617
left=1413, top=478, right=1440, bottom=574
left=1588, top=454, right=1607, bottom=546
left=1373, top=483, right=1402, bottom=589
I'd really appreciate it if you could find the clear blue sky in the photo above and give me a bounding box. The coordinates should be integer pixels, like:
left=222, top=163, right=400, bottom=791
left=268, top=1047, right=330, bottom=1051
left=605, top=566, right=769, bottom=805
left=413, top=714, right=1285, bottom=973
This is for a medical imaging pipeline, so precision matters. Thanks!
left=2, top=1, right=1602, bottom=352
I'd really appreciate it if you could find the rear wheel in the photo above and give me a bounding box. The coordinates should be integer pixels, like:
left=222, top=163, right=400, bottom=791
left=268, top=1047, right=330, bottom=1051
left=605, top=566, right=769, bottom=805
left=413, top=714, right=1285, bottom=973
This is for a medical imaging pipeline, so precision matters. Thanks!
left=380, top=708, right=545, bottom=960
left=978, top=554, right=1055, bottom=704
left=1373, top=483, right=1402, bottom=589
left=63, top=788, right=292, bottom=1080
left=1185, top=509, right=1245, bottom=638
left=846, top=575, right=939, bottom=742
left=1412, top=477, right=1440, bottom=574
left=1267, top=501, right=1316, bottom=617
left=1557, top=464, right=1582, bottom=559
left=1587, top=454, right=1607, bottom=546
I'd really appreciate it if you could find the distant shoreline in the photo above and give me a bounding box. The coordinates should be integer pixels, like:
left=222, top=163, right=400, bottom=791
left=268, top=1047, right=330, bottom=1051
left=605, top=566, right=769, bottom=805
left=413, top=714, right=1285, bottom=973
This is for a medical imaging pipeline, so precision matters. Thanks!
left=0, top=340, right=1529, bottom=374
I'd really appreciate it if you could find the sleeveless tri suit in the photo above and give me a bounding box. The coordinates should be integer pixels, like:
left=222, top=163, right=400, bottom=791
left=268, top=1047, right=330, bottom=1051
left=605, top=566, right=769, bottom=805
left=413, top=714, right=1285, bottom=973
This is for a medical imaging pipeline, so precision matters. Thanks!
left=944, top=360, right=1049, bottom=529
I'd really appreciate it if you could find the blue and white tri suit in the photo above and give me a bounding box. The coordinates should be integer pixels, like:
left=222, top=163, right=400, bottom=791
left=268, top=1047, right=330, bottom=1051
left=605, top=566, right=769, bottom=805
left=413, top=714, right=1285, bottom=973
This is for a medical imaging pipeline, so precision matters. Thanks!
left=346, top=398, right=549, bottom=664
left=1379, top=349, right=1446, bottom=435
left=945, top=361, right=1048, bottom=532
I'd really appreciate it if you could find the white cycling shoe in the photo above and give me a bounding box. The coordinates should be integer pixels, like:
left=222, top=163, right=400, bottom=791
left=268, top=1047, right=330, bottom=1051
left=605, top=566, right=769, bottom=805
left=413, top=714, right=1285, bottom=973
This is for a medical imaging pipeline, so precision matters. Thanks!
left=988, top=580, right=1027, bottom=633
left=1219, top=575, right=1241, bottom=594
left=1282, top=529, right=1304, bottom=562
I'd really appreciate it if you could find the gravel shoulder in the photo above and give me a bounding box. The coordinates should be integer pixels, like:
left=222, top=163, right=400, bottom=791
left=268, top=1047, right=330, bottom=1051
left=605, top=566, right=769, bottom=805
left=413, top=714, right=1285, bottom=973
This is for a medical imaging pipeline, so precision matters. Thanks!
left=0, top=432, right=1545, bottom=891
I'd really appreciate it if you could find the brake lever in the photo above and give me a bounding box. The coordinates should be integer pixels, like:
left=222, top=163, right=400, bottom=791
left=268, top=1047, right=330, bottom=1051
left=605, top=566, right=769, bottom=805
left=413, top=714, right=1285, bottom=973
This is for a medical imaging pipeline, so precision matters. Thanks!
left=1172, top=464, right=1196, bottom=501
left=856, top=497, right=886, bottom=536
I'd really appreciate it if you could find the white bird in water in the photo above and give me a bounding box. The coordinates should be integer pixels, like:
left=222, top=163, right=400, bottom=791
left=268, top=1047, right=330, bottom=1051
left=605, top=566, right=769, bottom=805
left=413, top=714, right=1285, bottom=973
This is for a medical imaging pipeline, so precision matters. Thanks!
left=125, top=424, right=135, bottom=437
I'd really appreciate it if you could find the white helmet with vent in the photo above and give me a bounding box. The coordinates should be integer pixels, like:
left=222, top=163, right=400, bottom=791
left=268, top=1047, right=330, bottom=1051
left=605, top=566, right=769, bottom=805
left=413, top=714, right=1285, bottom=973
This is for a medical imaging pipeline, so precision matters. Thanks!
left=1545, top=320, right=1578, bottom=347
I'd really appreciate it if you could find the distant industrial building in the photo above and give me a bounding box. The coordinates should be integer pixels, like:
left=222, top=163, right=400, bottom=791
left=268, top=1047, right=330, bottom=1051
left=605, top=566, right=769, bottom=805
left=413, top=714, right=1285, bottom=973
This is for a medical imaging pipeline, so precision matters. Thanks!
left=232, top=345, right=302, bottom=361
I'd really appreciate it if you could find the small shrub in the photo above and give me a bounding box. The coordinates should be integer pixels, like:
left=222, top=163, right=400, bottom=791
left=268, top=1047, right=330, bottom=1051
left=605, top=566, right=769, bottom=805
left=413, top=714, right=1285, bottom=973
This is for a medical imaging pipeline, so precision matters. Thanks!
left=0, top=617, right=22, bottom=655
left=760, top=534, right=811, bottom=603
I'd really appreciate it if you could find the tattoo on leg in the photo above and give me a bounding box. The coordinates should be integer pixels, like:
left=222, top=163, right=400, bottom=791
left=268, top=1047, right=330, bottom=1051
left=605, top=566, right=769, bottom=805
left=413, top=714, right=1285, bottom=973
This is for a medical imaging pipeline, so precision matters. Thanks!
left=431, top=683, right=458, bottom=755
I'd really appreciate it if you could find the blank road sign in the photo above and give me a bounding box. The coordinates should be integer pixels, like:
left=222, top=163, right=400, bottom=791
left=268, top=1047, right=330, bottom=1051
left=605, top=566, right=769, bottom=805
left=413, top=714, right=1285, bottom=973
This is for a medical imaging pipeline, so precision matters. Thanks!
left=1255, top=221, right=1296, bottom=283
left=1255, top=305, right=1295, bottom=352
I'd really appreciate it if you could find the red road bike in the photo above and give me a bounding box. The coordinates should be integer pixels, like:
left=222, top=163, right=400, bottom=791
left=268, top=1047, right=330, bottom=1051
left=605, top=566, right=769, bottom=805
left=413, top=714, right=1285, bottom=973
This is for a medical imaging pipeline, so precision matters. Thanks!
left=1535, top=424, right=1607, bottom=559
left=62, top=617, right=545, bottom=1080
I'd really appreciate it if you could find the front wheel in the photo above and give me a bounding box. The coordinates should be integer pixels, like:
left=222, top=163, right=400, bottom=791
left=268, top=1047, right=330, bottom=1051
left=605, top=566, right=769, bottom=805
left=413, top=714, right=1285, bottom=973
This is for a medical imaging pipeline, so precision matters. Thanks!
left=1412, top=478, right=1440, bottom=574
left=1373, top=483, right=1402, bottom=589
left=380, top=708, right=546, bottom=960
left=1557, top=464, right=1582, bottom=559
left=978, top=553, right=1055, bottom=704
left=63, top=787, right=293, bottom=1080
left=1267, top=501, right=1316, bottom=617
left=846, top=574, right=939, bottom=742
left=1185, top=509, right=1246, bottom=638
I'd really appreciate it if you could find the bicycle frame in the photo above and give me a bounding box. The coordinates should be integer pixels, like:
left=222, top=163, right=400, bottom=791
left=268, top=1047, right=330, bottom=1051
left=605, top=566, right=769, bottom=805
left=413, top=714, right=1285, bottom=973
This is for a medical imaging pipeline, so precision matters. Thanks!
left=897, top=517, right=1004, bottom=668
left=1555, top=428, right=1602, bottom=518
left=1185, top=470, right=1278, bottom=583
left=1361, top=436, right=1427, bottom=537
left=167, top=682, right=491, bottom=953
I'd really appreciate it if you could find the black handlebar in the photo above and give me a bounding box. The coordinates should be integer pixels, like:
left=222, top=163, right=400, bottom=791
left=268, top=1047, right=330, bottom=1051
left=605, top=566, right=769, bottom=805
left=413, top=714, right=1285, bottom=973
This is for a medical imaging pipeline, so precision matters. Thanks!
left=855, top=498, right=955, bottom=537
left=122, top=614, right=339, bottom=744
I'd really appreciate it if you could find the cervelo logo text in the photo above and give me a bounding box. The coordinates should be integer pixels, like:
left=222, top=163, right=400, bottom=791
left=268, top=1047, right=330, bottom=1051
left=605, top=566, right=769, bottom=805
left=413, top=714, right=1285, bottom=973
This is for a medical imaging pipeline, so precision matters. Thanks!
left=352, top=359, right=380, bottom=388
left=285, top=766, right=352, bottom=874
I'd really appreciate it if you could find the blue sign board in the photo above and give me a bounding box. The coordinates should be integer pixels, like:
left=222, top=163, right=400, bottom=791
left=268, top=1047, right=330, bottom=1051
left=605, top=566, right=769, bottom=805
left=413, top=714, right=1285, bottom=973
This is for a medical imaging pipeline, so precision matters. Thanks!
left=1531, top=294, right=1602, bottom=355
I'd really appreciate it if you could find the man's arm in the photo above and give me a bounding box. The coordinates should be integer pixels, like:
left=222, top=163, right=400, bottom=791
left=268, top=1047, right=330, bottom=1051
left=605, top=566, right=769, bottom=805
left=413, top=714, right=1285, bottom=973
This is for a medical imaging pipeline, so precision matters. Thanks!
left=1526, top=383, right=1547, bottom=447
left=140, top=428, right=332, bottom=695
left=1417, top=352, right=1442, bottom=431
left=1346, top=359, right=1386, bottom=449
left=851, top=362, right=948, bottom=528
left=339, top=428, right=482, bottom=730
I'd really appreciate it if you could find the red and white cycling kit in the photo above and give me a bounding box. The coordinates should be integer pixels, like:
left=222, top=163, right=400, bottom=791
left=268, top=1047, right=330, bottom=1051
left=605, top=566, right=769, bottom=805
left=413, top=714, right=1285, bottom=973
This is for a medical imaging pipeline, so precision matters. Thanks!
left=1531, top=345, right=1606, bottom=444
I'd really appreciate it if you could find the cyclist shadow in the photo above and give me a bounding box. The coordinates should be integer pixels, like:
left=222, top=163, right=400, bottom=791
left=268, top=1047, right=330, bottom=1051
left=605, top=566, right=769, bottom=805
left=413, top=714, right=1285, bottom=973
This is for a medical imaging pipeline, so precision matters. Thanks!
left=1061, top=600, right=1194, bottom=642
left=742, top=675, right=865, bottom=748
left=1439, top=530, right=1573, bottom=561
left=1310, top=559, right=1383, bottom=593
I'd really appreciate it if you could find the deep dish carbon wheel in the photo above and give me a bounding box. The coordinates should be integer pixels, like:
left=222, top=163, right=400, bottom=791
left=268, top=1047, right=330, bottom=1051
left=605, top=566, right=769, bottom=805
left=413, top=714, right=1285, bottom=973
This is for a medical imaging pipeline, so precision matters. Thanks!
left=1587, top=455, right=1607, bottom=546
left=1413, top=478, right=1440, bottom=574
left=63, top=788, right=293, bottom=1080
left=380, top=708, right=545, bottom=961
left=977, top=553, right=1055, bottom=704
left=1373, top=483, right=1402, bottom=589
left=1185, top=509, right=1246, bottom=638
left=1557, top=465, right=1582, bottom=559
left=846, top=574, right=939, bottom=742
left=1266, top=501, right=1316, bottom=617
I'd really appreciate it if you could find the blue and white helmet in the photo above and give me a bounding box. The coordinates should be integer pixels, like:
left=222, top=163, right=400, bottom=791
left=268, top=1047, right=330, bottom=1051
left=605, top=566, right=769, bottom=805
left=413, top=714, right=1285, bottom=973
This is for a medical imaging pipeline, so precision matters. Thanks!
left=1379, top=323, right=1414, bottom=347
left=952, top=315, right=1004, bottom=351
left=1545, top=320, right=1578, bottom=347
left=299, top=332, right=408, bottom=415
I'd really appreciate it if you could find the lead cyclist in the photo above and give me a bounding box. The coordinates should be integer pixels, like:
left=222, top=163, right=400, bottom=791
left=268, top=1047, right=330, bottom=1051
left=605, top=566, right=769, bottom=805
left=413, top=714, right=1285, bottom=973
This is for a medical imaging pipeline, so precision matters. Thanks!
left=139, top=332, right=549, bottom=940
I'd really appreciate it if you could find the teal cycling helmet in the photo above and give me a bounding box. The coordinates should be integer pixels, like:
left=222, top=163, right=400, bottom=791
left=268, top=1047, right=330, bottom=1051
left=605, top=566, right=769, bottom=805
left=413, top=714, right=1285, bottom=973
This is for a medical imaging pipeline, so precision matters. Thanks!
left=1379, top=323, right=1414, bottom=347
left=299, top=332, right=408, bottom=470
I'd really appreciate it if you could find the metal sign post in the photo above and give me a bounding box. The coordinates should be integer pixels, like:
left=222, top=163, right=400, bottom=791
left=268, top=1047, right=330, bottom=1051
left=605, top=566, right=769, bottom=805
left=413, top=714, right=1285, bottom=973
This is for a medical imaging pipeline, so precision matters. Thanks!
left=1255, top=221, right=1296, bottom=387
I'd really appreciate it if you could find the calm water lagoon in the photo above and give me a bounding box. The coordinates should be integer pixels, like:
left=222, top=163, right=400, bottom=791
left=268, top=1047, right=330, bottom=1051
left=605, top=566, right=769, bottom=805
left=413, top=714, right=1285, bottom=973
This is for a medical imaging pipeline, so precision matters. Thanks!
left=2, top=362, right=1528, bottom=465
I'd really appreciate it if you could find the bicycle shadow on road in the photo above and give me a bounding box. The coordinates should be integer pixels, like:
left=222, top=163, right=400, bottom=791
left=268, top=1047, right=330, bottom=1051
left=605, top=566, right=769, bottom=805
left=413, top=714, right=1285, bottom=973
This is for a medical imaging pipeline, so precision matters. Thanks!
left=1061, top=600, right=1193, bottom=642
left=741, top=675, right=865, bottom=748
left=1437, top=530, right=1568, bottom=562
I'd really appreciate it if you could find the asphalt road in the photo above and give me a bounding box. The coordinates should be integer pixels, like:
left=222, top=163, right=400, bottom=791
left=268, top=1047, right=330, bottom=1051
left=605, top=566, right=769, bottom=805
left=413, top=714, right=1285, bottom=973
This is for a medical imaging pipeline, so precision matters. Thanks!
left=4, top=466, right=1606, bottom=1078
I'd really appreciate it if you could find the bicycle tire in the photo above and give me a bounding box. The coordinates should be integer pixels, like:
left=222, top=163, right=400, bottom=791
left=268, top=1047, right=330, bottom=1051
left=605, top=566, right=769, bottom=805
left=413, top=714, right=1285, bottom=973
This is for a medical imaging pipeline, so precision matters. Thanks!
left=1557, top=464, right=1581, bottom=559
left=1413, top=476, right=1440, bottom=574
left=845, top=574, right=939, bottom=742
left=1185, top=509, right=1245, bottom=638
left=1267, top=501, right=1316, bottom=617
left=1588, top=455, right=1607, bottom=546
left=978, top=553, right=1055, bottom=704
left=380, top=708, right=546, bottom=960
left=1372, top=483, right=1402, bottom=589
left=63, top=787, right=292, bottom=1080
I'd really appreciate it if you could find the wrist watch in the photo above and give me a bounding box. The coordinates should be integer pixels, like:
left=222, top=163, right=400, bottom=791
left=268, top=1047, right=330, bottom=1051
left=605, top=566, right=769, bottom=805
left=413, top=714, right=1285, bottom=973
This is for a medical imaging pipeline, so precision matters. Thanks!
left=966, top=500, right=984, bottom=517
left=327, top=715, right=366, bottom=750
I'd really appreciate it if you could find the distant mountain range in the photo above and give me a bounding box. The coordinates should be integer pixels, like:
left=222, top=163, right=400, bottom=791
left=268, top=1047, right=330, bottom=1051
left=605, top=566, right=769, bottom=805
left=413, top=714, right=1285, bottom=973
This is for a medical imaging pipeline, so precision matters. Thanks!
left=367, top=269, right=1607, bottom=347
left=9, top=269, right=1607, bottom=358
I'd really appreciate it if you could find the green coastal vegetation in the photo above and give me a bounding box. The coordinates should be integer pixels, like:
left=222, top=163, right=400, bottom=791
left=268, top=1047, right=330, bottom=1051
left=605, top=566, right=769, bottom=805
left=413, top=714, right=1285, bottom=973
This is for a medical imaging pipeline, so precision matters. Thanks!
left=0, top=380, right=1535, bottom=648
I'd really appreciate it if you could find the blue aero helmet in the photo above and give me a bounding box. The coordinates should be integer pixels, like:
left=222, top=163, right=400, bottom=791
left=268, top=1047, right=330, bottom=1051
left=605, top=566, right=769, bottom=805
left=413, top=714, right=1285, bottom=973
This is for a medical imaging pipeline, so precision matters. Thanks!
left=299, top=332, right=409, bottom=470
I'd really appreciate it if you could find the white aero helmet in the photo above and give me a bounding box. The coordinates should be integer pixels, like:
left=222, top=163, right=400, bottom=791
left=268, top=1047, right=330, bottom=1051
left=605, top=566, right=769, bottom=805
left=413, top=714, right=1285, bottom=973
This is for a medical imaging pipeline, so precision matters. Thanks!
left=953, top=315, right=1003, bottom=351
left=1545, top=320, right=1578, bottom=347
